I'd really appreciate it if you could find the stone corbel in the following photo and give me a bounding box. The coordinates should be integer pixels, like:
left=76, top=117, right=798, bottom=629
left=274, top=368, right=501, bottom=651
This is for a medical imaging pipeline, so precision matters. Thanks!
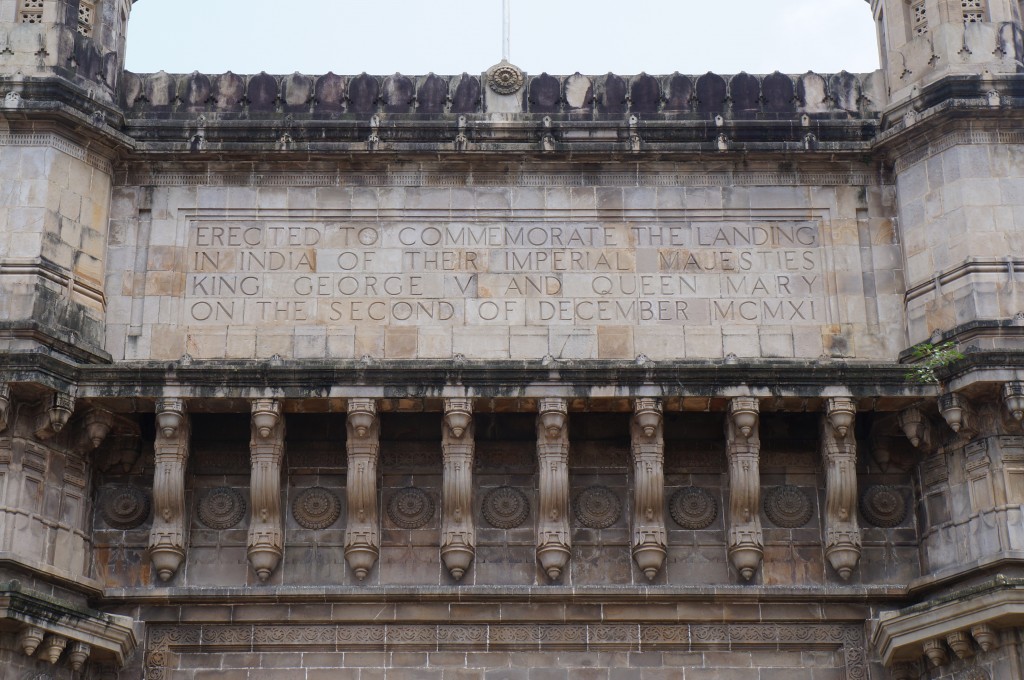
left=247, top=398, right=285, bottom=582
left=345, top=398, right=380, bottom=581
left=726, top=397, right=763, bottom=581
left=34, top=391, right=75, bottom=440
left=148, top=397, right=190, bottom=582
left=536, top=397, right=571, bottom=581
left=441, top=397, right=475, bottom=581
left=822, top=397, right=861, bottom=580
left=938, top=391, right=976, bottom=437
left=0, top=383, right=10, bottom=433
left=630, top=398, right=667, bottom=580
left=897, top=406, right=932, bottom=450
left=81, top=408, right=115, bottom=451
left=1003, top=382, right=1024, bottom=423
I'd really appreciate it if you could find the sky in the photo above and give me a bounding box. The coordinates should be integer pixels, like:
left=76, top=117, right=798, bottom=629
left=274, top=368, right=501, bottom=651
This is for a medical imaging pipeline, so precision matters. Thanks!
left=124, top=0, right=881, bottom=76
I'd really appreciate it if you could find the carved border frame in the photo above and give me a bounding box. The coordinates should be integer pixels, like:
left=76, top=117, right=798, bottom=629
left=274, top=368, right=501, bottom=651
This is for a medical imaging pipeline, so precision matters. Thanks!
left=146, top=622, right=866, bottom=679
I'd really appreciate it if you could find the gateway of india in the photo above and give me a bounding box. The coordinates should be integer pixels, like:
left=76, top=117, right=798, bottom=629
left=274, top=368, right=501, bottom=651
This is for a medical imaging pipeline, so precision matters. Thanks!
left=2, top=0, right=1024, bottom=677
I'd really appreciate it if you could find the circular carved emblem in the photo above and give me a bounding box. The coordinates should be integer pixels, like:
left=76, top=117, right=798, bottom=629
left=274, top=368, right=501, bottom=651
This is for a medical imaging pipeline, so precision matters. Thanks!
left=669, top=487, right=718, bottom=530
left=860, top=485, right=907, bottom=528
left=387, top=487, right=435, bottom=529
left=487, top=62, right=525, bottom=95
left=100, top=485, right=151, bottom=530
left=482, top=486, right=530, bottom=529
left=573, top=486, right=622, bottom=529
left=197, top=487, right=246, bottom=530
left=292, top=487, right=341, bottom=530
left=763, top=486, right=814, bottom=528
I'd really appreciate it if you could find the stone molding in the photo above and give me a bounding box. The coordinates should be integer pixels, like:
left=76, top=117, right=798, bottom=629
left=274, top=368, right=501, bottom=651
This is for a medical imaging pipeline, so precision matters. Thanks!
left=145, top=622, right=865, bottom=680
left=119, top=168, right=882, bottom=188
left=0, top=132, right=114, bottom=174
left=905, top=259, right=1024, bottom=304
left=891, top=128, right=1024, bottom=173
left=0, top=258, right=106, bottom=307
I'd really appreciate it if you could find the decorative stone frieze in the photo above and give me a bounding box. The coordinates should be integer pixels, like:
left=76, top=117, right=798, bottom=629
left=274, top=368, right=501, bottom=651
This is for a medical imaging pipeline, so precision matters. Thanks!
left=823, top=397, right=861, bottom=580
left=247, top=398, right=285, bottom=581
left=669, top=487, right=718, bottom=529
left=726, top=397, right=763, bottom=581
left=345, top=398, right=380, bottom=580
left=629, top=398, right=667, bottom=580
left=292, top=487, right=341, bottom=530
left=441, top=398, right=475, bottom=580
left=536, top=397, right=571, bottom=581
left=482, top=486, right=530, bottom=529
left=34, top=391, right=75, bottom=440
left=148, top=397, right=189, bottom=582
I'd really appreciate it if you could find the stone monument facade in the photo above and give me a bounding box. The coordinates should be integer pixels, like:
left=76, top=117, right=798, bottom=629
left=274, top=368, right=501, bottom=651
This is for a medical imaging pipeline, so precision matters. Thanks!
left=0, top=0, right=1023, bottom=677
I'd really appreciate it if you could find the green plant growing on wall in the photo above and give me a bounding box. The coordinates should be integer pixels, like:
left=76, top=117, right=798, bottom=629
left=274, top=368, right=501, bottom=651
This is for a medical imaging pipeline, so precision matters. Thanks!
left=905, top=341, right=965, bottom=384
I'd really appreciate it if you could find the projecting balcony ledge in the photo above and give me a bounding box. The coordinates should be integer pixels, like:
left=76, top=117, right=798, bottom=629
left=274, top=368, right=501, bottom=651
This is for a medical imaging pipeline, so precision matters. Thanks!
left=872, top=575, right=1024, bottom=666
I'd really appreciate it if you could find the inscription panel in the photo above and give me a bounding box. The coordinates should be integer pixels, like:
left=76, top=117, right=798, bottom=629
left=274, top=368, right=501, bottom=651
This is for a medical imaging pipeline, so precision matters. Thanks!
left=181, top=212, right=830, bottom=347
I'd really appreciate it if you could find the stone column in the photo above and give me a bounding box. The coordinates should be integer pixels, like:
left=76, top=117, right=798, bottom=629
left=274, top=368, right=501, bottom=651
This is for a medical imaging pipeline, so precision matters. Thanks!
left=345, top=399, right=380, bottom=580
left=536, top=397, right=571, bottom=581
left=148, top=398, right=189, bottom=582
left=247, top=399, right=285, bottom=582
left=726, top=397, right=763, bottom=581
left=823, top=397, right=861, bottom=580
left=441, top=398, right=475, bottom=581
left=630, top=398, right=667, bottom=580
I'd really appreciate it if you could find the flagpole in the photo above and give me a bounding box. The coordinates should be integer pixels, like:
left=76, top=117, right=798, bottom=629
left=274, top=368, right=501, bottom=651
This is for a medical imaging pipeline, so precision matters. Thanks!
left=502, top=0, right=511, bottom=62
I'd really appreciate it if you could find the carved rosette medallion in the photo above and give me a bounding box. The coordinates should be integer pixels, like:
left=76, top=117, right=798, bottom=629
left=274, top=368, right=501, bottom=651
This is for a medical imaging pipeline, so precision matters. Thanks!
left=573, top=486, right=622, bottom=529
left=292, top=487, right=341, bottom=530
left=763, top=486, right=814, bottom=528
left=100, top=485, right=151, bottom=530
left=486, top=61, right=525, bottom=95
left=387, top=487, right=435, bottom=529
left=482, top=486, right=529, bottom=529
left=669, top=487, right=718, bottom=530
left=860, top=485, right=907, bottom=528
left=197, top=487, right=247, bottom=530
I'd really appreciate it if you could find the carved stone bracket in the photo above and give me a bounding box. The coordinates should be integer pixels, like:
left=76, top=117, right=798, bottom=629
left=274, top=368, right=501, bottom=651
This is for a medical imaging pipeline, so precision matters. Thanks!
left=536, top=397, right=571, bottom=581
left=247, top=399, right=285, bottom=581
left=345, top=398, right=380, bottom=580
left=726, top=397, right=763, bottom=581
left=82, top=408, right=115, bottom=451
left=898, top=406, right=932, bottom=450
left=441, top=398, right=475, bottom=580
left=0, top=383, right=9, bottom=433
left=148, top=397, right=189, bottom=582
left=938, top=391, right=976, bottom=436
left=34, top=390, right=75, bottom=440
left=630, top=398, right=667, bottom=580
left=1003, top=382, right=1024, bottom=423
left=823, top=397, right=861, bottom=580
